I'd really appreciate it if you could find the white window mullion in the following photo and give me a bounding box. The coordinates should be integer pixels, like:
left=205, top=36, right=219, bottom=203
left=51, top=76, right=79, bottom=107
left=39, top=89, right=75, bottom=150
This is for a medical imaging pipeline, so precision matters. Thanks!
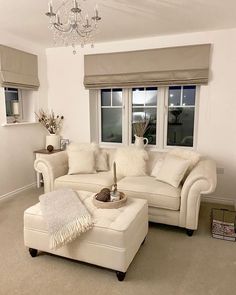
left=157, top=87, right=166, bottom=149
left=122, top=88, right=129, bottom=146
left=162, top=87, right=168, bottom=149
left=98, top=90, right=102, bottom=144
left=127, top=88, right=133, bottom=146
left=193, top=86, right=200, bottom=150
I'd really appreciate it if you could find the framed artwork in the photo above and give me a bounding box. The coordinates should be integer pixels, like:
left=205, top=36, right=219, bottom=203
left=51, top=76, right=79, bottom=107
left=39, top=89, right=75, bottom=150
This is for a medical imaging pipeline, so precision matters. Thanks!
left=60, top=139, right=69, bottom=150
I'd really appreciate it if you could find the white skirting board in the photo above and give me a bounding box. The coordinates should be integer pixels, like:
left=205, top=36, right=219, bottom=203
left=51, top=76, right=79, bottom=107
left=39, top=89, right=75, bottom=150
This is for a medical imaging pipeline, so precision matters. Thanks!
left=0, top=183, right=36, bottom=201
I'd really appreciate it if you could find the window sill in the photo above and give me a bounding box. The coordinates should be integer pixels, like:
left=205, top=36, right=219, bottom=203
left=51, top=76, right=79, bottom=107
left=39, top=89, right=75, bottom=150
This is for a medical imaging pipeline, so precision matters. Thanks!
left=1, top=122, right=39, bottom=127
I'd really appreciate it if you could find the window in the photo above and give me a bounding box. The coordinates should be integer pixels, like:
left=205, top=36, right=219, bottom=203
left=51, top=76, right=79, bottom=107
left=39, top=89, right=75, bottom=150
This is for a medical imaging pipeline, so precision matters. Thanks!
left=97, top=85, right=198, bottom=149
left=3, top=87, right=38, bottom=125
left=5, top=87, right=22, bottom=123
left=132, top=87, right=158, bottom=145
left=166, top=86, right=196, bottom=147
left=101, top=89, right=123, bottom=143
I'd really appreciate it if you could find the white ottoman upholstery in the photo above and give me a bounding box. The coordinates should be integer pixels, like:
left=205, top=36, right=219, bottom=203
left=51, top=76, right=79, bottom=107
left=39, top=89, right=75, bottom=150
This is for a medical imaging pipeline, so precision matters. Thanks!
left=24, top=190, right=148, bottom=281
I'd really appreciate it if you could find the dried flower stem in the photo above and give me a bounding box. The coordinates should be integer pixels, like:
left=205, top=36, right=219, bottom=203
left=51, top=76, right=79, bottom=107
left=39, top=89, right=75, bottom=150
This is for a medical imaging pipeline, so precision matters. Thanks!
left=133, top=119, right=149, bottom=137
left=35, top=109, right=64, bottom=135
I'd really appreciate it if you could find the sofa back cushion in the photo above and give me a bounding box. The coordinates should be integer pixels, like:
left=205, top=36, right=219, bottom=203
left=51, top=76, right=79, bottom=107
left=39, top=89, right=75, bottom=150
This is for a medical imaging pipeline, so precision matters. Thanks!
left=114, top=147, right=149, bottom=177
left=155, top=154, right=190, bottom=188
left=101, top=148, right=166, bottom=174
left=67, top=143, right=109, bottom=172
left=68, top=150, right=96, bottom=174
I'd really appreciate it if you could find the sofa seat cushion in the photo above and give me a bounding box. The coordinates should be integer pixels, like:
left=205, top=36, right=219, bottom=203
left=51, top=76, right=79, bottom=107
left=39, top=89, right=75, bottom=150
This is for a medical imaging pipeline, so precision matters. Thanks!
left=117, top=176, right=181, bottom=210
left=54, top=172, right=117, bottom=193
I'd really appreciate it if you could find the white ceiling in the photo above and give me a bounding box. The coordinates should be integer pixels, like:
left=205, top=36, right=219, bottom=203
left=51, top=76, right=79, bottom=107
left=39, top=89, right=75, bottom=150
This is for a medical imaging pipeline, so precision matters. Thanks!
left=1, top=0, right=236, bottom=47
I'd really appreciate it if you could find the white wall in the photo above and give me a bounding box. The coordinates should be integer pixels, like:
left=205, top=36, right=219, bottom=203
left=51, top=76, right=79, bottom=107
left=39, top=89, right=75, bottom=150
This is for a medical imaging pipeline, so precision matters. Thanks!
left=0, top=30, right=48, bottom=197
left=46, top=28, right=236, bottom=202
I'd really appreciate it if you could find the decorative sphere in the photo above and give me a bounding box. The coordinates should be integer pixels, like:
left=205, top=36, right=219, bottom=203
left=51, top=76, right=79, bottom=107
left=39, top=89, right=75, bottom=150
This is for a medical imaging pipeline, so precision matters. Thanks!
left=47, top=145, right=54, bottom=152
left=96, top=188, right=111, bottom=202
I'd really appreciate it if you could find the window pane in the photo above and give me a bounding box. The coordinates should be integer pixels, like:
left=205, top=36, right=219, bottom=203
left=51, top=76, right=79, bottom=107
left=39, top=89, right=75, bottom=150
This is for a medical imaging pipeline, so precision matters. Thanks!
left=112, top=89, right=122, bottom=106
left=132, top=107, right=156, bottom=145
left=167, top=107, right=194, bottom=147
left=132, top=88, right=145, bottom=106
left=101, top=89, right=111, bottom=106
left=169, top=86, right=181, bottom=106
left=101, top=108, right=122, bottom=143
left=5, top=88, right=19, bottom=116
left=146, top=87, right=157, bottom=106
left=183, top=86, right=196, bottom=106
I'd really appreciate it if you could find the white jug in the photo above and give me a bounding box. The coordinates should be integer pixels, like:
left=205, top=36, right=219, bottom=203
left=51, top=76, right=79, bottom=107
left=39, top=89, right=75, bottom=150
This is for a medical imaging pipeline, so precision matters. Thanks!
left=134, top=135, right=148, bottom=149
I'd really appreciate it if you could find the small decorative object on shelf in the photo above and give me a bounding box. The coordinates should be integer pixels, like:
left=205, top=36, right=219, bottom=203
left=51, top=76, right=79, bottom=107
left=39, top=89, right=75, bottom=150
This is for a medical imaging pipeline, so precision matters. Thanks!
left=35, top=109, right=64, bottom=150
left=211, top=208, right=236, bottom=241
left=47, top=145, right=54, bottom=153
left=60, top=138, right=70, bottom=150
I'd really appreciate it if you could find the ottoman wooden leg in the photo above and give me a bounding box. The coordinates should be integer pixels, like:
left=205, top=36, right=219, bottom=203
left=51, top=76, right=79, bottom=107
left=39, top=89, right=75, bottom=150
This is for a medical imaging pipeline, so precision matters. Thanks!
left=116, top=271, right=126, bottom=281
left=186, top=229, right=194, bottom=237
left=29, top=248, right=38, bottom=257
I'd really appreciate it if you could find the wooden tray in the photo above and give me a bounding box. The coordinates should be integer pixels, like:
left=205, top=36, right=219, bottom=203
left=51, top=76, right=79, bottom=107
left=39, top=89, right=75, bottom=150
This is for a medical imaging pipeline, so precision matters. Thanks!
left=93, top=192, right=127, bottom=209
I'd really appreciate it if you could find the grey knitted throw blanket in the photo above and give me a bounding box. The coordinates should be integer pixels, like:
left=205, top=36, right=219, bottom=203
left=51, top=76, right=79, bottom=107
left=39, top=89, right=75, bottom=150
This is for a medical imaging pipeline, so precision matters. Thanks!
left=39, top=189, right=93, bottom=250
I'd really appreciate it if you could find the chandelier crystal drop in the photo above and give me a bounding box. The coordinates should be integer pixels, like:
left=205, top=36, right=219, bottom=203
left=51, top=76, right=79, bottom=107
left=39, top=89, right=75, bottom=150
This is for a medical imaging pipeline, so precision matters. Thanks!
left=46, top=0, right=102, bottom=54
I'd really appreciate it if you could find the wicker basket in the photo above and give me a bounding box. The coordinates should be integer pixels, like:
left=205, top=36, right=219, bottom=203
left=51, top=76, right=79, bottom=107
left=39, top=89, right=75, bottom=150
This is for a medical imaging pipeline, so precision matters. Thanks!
left=93, top=192, right=127, bottom=209
left=211, top=208, right=236, bottom=241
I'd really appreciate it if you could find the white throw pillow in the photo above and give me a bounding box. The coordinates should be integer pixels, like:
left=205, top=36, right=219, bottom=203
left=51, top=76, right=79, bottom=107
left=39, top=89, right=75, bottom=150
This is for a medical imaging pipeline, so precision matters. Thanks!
left=169, top=148, right=200, bottom=172
left=96, top=151, right=109, bottom=171
left=155, top=154, right=190, bottom=188
left=67, top=142, right=108, bottom=172
left=67, top=142, right=99, bottom=154
left=151, top=158, right=164, bottom=177
left=68, top=150, right=96, bottom=175
left=115, top=147, right=148, bottom=177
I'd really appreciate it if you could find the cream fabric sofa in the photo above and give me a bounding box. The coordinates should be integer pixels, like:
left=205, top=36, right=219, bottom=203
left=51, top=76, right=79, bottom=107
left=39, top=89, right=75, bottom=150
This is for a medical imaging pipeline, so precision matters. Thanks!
left=34, top=148, right=217, bottom=235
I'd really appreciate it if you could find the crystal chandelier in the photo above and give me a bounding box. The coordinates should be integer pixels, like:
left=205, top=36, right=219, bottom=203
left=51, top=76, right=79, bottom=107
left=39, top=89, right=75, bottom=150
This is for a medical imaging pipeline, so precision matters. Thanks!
left=46, top=0, right=101, bottom=54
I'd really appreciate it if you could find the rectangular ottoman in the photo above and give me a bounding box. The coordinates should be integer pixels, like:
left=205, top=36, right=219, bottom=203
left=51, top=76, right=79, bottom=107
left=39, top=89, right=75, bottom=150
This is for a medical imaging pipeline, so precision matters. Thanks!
left=24, top=190, right=148, bottom=281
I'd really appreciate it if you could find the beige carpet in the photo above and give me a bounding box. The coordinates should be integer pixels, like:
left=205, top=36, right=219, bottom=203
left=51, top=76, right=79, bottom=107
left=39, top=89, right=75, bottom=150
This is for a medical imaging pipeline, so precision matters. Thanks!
left=0, top=187, right=236, bottom=295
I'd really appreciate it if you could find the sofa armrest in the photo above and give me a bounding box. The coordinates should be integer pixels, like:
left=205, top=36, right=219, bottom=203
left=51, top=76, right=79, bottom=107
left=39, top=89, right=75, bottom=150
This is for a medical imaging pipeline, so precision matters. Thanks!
left=34, top=151, right=68, bottom=193
left=179, top=159, right=217, bottom=229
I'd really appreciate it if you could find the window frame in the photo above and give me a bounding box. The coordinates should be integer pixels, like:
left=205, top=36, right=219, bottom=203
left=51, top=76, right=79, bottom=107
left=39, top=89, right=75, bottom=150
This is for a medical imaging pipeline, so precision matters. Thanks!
left=163, top=85, right=199, bottom=150
left=4, top=87, right=23, bottom=123
left=98, top=88, right=127, bottom=146
left=97, top=85, right=199, bottom=150
left=129, top=87, right=158, bottom=148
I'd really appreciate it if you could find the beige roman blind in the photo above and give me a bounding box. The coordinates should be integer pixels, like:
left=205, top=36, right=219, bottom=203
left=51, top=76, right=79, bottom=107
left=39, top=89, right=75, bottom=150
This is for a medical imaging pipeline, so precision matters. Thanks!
left=84, top=44, right=211, bottom=89
left=0, top=45, right=40, bottom=89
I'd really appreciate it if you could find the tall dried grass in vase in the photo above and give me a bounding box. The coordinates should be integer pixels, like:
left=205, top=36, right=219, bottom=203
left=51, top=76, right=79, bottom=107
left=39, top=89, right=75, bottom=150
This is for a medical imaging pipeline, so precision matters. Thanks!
left=35, top=109, right=64, bottom=135
left=133, top=119, right=149, bottom=137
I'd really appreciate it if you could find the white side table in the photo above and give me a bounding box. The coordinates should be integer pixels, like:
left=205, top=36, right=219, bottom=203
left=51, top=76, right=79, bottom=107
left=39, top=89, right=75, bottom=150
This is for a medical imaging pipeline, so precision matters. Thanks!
left=34, top=149, right=63, bottom=188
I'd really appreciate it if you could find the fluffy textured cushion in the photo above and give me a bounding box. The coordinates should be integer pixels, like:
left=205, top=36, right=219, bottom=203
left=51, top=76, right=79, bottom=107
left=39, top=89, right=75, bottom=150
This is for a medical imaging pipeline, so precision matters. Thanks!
left=68, top=150, right=96, bottom=175
left=96, top=151, right=109, bottom=171
left=155, top=154, right=190, bottom=188
left=115, top=147, right=148, bottom=177
left=67, top=143, right=108, bottom=172
left=150, top=158, right=164, bottom=177
left=169, top=148, right=200, bottom=172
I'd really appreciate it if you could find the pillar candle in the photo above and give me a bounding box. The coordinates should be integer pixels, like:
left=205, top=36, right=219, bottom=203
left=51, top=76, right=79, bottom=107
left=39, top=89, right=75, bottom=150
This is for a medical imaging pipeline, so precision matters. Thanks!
left=12, top=101, right=20, bottom=115
left=113, top=162, right=117, bottom=184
